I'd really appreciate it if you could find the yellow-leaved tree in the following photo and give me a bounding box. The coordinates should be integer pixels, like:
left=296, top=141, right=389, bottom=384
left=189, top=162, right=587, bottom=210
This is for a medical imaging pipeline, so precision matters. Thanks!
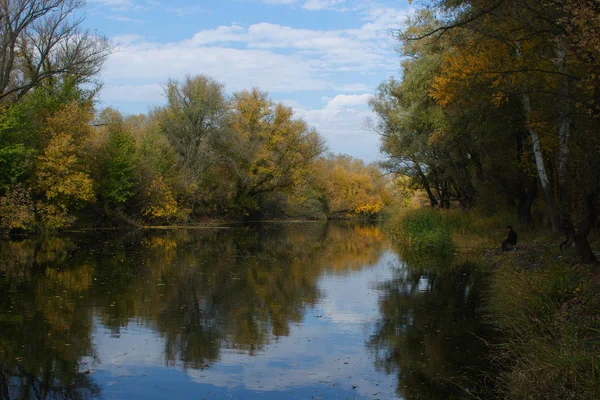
left=314, top=154, right=391, bottom=218
left=141, top=175, right=179, bottom=223
left=228, top=88, right=325, bottom=214
left=35, top=103, right=96, bottom=229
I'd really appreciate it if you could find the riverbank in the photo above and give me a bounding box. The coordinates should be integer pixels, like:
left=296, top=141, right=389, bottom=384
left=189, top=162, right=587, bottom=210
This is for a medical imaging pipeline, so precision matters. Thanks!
left=390, top=208, right=600, bottom=398
left=486, top=236, right=600, bottom=398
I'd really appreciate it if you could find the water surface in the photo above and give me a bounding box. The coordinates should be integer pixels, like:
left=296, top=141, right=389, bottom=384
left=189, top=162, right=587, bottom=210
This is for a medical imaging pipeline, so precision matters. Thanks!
left=0, top=222, right=491, bottom=399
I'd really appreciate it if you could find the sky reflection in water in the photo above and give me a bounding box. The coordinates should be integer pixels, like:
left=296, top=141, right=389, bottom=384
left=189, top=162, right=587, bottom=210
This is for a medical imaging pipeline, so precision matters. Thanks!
left=0, top=222, right=491, bottom=399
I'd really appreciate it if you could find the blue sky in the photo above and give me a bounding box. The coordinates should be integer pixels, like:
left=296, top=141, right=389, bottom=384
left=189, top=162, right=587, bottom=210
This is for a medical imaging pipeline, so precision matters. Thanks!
left=83, top=0, right=413, bottom=162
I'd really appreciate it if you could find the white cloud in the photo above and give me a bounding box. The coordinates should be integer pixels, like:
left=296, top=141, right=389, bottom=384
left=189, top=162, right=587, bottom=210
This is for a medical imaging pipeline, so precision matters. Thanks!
left=101, top=9, right=409, bottom=93
left=263, top=0, right=298, bottom=4
left=180, top=17, right=408, bottom=72
left=287, top=94, right=382, bottom=161
left=99, top=4, right=411, bottom=161
left=111, top=34, right=144, bottom=45
left=260, top=0, right=350, bottom=11
left=102, top=45, right=328, bottom=92
left=303, top=0, right=346, bottom=11
left=101, top=83, right=163, bottom=103
left=107, top=15, right=145, bottom=23
left=165, top=6, right=205, bottom=17
left=320, top=93, right=372, bottom=109
left=188, top=25, right=246, bottom=46
left=90, top=0, right=134, bottom=7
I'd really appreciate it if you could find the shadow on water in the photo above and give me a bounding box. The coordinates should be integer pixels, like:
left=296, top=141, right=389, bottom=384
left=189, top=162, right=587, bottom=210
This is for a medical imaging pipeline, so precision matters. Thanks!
left=367, top=246, right=496, bottom=399
left=0, top=222, right=494, bottom=399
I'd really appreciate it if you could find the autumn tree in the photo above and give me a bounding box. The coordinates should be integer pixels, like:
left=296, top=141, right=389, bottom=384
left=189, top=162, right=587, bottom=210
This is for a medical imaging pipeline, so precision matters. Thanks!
left=97, top=109, right=137, bottom=209
left=412, top=0, right=600, bottom=261
left=313, top=154, right=391, bottom=218
left=370, top=15, right=480, bottom=211
left=34, top=102, right=95, bottom=228
left=228, top=88, right=325, bottom=215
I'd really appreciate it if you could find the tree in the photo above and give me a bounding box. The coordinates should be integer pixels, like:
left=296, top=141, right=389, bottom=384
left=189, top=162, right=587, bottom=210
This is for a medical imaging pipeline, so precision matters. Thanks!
left=415, top=0, right=600, bottom=261
left=34, top=102, right=95, bottom=228
left=369, top=19, right=479, bottom=211
left=157, top=75, right=230, bottom=194
left=228, top=88, right=325, bottom=215
left=0, top=0, right=111, bottom=103
left=313, top=154, right=391, bottom=218
left=98, top=109, right=136, bottom=207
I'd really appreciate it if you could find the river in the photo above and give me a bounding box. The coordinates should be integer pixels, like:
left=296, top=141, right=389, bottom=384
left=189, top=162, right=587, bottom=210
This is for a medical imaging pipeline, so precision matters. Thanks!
left=0, top=222, right=492, bottom=399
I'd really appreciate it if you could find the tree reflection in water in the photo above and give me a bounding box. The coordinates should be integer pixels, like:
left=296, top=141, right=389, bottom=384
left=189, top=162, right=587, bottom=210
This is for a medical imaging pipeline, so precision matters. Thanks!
left=0, top=238, right=99, bottom=399
left=0, top=222, right=388, bottom=397
left=367, top=257, right=494, bottom=399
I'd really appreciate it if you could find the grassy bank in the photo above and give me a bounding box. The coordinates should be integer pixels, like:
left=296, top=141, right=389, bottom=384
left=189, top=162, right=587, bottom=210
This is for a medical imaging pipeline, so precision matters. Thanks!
left=388, top=207, right=509, bottom=256
left=390, top=208, right=600, bottom=398
left=487, top=238, right=600, bottom=398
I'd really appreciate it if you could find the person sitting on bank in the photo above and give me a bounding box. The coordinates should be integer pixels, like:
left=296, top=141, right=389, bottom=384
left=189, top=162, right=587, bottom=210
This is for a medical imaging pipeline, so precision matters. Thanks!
left=502, top=225, right=518, bottom=251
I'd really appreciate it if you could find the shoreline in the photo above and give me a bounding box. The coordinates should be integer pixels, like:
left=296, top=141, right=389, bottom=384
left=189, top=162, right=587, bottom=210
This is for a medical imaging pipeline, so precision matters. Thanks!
left=390, top=208, right=600, bottom=398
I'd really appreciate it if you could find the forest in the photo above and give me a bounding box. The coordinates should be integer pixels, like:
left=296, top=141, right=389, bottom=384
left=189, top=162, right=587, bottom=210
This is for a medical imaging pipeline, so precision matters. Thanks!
left=0, top=1, right=392, bottom=232
left=371, top=0, right=600, bottom=262
left=1, top=0, right=599, bottom=264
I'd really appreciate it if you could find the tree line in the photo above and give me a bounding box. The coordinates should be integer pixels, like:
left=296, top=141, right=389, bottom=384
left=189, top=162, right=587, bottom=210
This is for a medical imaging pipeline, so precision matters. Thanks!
left=0, top=0, right=392, bottom=231
left=371, top=0, right=600, bottom=262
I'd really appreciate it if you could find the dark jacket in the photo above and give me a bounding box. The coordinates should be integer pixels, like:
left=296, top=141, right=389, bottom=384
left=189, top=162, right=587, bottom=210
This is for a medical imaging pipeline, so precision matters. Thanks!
left=507, top=229, right=517, bottom=245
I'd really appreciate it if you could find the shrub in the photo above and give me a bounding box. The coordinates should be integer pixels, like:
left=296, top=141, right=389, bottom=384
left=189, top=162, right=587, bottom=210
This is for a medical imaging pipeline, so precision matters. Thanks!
left=391, top=208, right=455, bottom=256
left=0, top=186, right=35, bottom=230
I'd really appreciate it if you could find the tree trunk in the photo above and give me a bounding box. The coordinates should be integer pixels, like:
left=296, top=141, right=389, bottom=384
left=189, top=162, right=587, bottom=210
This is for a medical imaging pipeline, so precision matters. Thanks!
left=414, top=162, right=438, bottom=207
left=574, top=234, right=596, bottom=264
left=555, top=40, right=572, bottom=234
left=517, top=175, right=537, bottom=228
left=574, top=193, right=597, bottom=263
left=520, top=89, right=559, bottom=232
left=515, top=128, right=537, bottom=228
left=515, top=41, right=559, bottom=233
left=441, top=181, right=451, bottom=209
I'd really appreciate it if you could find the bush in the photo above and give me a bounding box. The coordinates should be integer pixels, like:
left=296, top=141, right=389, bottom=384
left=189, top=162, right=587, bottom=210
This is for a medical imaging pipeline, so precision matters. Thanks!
left=390, top=208, right=456, bottom=256
left=0, top=186, right=35, bottom=230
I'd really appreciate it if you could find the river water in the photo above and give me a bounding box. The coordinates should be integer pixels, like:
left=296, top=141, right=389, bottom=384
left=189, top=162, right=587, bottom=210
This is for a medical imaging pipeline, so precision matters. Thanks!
left=0, top=222, right=492, bottom=399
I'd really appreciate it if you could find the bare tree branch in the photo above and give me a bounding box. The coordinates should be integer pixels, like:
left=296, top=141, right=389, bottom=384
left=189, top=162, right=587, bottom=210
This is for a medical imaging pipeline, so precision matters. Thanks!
left=0, top=0, right=111, bottom=103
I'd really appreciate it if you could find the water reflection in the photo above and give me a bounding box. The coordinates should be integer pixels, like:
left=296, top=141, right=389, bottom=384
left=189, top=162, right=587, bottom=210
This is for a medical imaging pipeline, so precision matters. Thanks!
left=367, top=259, right=492, bottom=399
left=0, top=222, right=491, bottom=399
left=0, top=238, right=98, bottom=399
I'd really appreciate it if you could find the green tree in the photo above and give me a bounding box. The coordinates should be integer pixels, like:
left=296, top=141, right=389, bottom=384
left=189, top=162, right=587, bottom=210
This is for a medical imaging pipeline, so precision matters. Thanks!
left=157, top=75, right=230, bottom=206
left=98, top=109, right=137, bottom=207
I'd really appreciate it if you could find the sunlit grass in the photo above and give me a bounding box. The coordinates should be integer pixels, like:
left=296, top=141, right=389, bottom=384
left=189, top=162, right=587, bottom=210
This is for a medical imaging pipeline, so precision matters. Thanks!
left=389, top=207, right=513, bottom=256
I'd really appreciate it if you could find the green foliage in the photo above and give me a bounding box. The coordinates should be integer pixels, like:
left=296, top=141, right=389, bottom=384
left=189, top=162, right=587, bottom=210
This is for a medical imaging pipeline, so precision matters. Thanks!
left=0, top=144, right=34, bottom=191
left=0, top=72, right=385, bottom=228
left=100, top=126, right=136, bottom=206
left=391, top=209, right=456, bottom=256
left=135, top=116, right=177, bottom=177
